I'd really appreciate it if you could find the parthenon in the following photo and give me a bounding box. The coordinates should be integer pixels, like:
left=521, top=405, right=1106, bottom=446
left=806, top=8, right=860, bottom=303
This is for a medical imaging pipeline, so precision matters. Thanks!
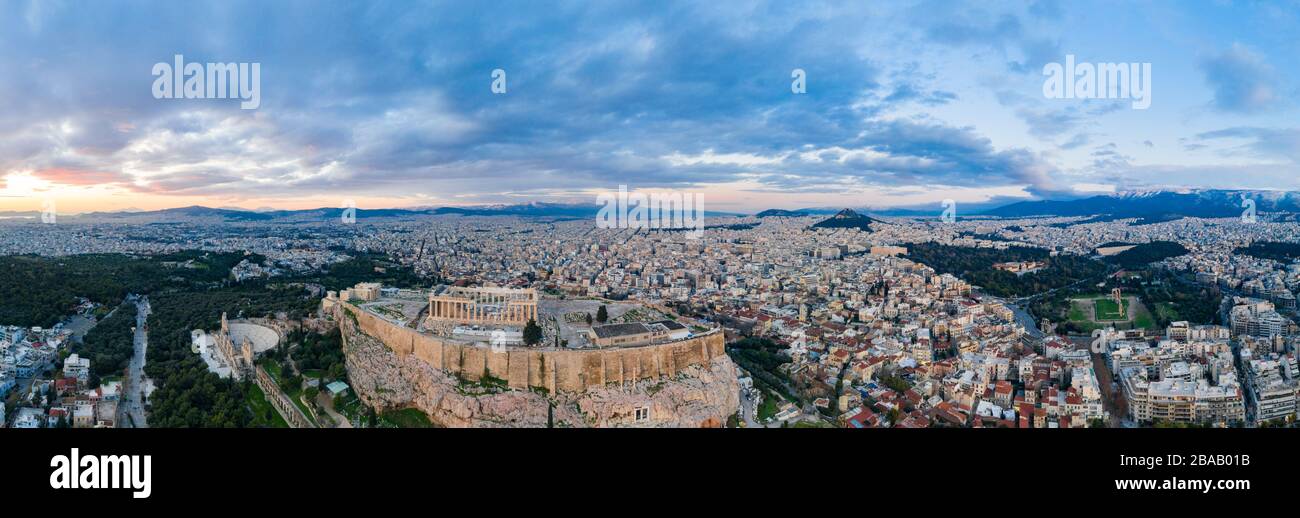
left=426, top=286, right=538, bottom=326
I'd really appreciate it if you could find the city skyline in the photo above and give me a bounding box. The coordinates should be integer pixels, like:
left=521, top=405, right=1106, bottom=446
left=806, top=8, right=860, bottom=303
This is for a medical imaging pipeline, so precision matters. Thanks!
left=3, top=0, right=1300, bottom=213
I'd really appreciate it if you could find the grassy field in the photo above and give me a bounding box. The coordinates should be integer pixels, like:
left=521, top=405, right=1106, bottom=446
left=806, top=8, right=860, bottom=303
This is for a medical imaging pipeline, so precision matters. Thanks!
left=245, top=383, right=289, bottom=428
left=1093, top=298, right=1130, bottom=321
left=1066, top=295, right=1156, bottom=332
left=262, top=358, right=283, bottom=382
left=1132, top=304, right=1155, bottom=329
left=1068, top=304, right=1088, bottom=322
left=756, top=390, right=781, bottom=422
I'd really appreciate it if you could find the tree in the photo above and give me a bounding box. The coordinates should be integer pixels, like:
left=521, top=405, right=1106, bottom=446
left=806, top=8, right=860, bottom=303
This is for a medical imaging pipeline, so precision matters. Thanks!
left=596, top=305, right=608, bottom=324
left=523, top=319, right=542, bottom=346
left=585, top=313, right=593, bottom=326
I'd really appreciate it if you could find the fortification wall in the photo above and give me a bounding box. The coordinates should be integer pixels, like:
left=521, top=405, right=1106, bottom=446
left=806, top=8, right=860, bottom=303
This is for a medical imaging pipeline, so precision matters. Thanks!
left=343, top=303, right=726, bottom=394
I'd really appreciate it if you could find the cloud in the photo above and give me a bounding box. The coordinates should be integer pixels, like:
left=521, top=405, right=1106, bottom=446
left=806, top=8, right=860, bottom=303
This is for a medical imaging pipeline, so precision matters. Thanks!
left=1195, top=126, right=1300, bottom=162
left=1061, top=133, right=1093, bottom=150
left=911, top=2, right=1061, bottom=74
left=839, top=118, right=1066, bottom=196
left=883, top=83, right=958, bottom=106
left=2, top=1, right=1289, bottom=208
left=1028, top=0, right=1064, bottom=20
left=1199, top=43, right=1282, bottom=113
left=30, top=168, right=129, bottom=186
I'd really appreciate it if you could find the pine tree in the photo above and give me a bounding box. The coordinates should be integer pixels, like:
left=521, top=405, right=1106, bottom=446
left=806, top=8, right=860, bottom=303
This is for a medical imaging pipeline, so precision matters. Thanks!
left=523, top=319, right=542, bottom=346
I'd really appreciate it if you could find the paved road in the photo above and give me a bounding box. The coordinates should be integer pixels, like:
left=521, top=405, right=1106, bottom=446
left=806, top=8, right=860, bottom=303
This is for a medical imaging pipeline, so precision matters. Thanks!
left=1089, top=347, right=1126, bottom=427
left=1004, top=301, right=1044, bottom=338
left=739, top=389, right=761, bottom=428
left=120, top=297, right=152, bottom=428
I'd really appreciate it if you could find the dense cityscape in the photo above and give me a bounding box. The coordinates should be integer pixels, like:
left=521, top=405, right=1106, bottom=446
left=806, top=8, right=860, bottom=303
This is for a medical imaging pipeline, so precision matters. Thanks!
left=4, top=199, right=1300, bottom=429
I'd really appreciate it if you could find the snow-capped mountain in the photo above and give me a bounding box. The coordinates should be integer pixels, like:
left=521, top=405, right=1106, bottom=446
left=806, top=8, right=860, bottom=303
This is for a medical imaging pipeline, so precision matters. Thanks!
left=983, top=189, right=1300, bottom=218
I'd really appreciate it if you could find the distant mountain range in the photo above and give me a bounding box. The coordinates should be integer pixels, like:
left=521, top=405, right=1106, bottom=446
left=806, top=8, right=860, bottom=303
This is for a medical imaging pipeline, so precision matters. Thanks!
left=7, top=189, right=1297, bottom=224
left=44, top=202, right=744, bottom=222
left=755, top=209, right=809, bottom=218
left=62, top=203, right=596, bottom=222
left=982, top=189, right=1300, bottom=219
left=760, top=189, right=1300, bottom=220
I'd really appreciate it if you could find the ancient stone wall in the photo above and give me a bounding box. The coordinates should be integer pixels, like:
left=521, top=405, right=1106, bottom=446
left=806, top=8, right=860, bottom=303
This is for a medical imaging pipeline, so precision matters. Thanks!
left=254, top=365, right=314, bottom=428
left=343, top=303, right=726, bottom=394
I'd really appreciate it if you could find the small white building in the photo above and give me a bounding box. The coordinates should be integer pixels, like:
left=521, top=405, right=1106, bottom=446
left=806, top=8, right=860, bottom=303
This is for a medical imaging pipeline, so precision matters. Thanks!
left=13, top=407, right=44, bottom=429
left=63, top=353, right=90, bottom=382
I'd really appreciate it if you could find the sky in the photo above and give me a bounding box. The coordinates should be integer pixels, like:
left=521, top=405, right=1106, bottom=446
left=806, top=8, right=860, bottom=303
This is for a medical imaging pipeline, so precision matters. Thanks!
left=2, top=0, right=1300, bottom=214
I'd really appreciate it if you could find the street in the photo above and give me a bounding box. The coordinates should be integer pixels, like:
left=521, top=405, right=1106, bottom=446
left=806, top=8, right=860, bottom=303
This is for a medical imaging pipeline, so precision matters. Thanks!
left=119, top=296, right=152, bottom=428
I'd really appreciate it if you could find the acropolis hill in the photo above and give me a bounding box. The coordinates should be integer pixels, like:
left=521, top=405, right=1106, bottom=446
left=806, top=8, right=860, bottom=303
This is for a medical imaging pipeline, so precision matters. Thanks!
left=324, top=284, right=739, bottom=427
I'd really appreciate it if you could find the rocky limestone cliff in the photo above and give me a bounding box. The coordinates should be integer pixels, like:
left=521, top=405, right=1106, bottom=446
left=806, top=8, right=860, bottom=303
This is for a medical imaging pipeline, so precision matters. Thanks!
left=340, top=311, right=739, bottom=427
